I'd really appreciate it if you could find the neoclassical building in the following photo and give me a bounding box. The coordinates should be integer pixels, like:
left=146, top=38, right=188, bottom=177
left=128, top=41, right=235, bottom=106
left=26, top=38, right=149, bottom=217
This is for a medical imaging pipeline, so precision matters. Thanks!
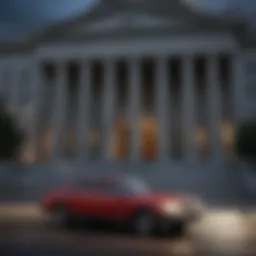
left=0, top=0, right=255, bottom=164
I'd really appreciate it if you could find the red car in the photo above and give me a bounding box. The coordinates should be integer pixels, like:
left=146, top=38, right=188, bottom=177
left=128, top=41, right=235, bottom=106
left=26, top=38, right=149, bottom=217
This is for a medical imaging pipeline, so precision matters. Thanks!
left=42, top=174, right=203, bottom=236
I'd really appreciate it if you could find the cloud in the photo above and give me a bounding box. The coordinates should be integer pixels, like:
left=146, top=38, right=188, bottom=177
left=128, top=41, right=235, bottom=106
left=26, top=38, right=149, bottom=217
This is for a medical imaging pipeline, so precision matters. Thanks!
left=0, top=0, right=93, bottom=23
left=0, top=0, right=94, bottom=40
left=0, top=0, right=255, bottom=41
left=0, top=22, right=19, bottom=41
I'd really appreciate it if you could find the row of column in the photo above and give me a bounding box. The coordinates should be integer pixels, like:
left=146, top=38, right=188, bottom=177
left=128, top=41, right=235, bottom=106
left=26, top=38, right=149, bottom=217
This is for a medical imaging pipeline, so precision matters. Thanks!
left=0, top=53, right=240, bottom=163
left=46, top=54, right=229, bottom=162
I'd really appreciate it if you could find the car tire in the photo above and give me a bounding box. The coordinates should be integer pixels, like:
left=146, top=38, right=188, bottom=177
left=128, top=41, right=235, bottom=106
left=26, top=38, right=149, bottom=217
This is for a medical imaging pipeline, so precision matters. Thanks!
left=48, top=205, right=70, bottom=228
left=169, top=220, right=186, bottom=237
left=132, top=209, right=156, bottom=237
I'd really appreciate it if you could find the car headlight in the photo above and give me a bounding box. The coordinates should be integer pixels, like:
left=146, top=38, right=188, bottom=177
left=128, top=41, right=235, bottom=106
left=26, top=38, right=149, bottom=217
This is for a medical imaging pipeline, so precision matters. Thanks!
left=187, top=197, right=205, bottom=213
left=160, top=201, right=184, bottom=215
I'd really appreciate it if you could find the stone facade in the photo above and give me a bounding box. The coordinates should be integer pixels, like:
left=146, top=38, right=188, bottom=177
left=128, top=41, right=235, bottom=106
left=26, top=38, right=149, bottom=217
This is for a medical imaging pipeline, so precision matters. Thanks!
left=0, top=0, right=255, bottom=164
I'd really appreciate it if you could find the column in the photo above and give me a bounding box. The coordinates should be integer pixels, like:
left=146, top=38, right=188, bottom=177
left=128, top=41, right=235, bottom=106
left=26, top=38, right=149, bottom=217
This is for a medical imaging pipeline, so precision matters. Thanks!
left=232, top=53, right=244, bottom=123
left=0, top=65, right=4, bottom=96
left=30, top=60, right=43, bottom=161
left=9, top=66, right=20, bottom=114
left=77, top=60, right=92, bottom=160
left=207, top=54, right=222, bottom=161
left=0, top=66, right=7, bottom=106
left=52, top=61, right=68, bottom=159
left=156, top=56, right=170, bottom=160
left=101, top=59, right=116, bottom=159
left=0, top=67, right=9, bottom=104
left=128, top=58, right=141, bottom=161
left=181, top=55, right=197, bottom=162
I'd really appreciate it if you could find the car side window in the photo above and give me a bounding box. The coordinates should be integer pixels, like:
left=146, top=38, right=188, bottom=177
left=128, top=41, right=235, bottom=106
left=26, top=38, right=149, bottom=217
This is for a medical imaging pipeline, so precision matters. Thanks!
left=101, top=183, right=131, bottom=196
left=76, top=180, right=94, bottom=191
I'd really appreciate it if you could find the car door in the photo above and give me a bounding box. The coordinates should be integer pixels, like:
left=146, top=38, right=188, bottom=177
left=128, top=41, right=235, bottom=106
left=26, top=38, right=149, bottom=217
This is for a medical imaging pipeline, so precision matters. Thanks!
left=70, top=180, right=99, bottom=217
left=96, top=183, right=134, bottom=221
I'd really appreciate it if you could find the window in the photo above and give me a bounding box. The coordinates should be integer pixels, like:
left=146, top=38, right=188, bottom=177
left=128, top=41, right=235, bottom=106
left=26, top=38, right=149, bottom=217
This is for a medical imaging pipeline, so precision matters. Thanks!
left=100, top=183, right=131, bottom=196
left=124, top=178, right=150, bottom=195
left=75, top=179, right=95, bottom=190
left=100, top=178, right=150, bottom=196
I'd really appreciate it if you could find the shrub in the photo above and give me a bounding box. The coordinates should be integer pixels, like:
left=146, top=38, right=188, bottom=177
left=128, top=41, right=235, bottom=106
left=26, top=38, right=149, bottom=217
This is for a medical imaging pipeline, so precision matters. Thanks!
left=236, top=120, right=256, bottom=160
left=0, top=100, right=24, bottom=161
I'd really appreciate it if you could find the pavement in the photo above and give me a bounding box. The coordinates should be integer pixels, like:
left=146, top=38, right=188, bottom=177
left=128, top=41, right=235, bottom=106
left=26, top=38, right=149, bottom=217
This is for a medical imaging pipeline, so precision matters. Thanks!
left=0, top=225, right=193, bottom=256
left=190, top=209, right=256, bottom=254
left=0, top=203, right=43, bottom=223
left=0, top=203, right=256, bottom=255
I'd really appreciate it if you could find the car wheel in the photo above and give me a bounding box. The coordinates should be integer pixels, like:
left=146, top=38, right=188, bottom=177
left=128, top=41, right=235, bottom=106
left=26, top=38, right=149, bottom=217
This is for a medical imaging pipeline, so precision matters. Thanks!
left=169, top=220, right=186, bottom=237
left=49, top=205, right=70, bottom=228
left=132, top=210, right=155, bottom=237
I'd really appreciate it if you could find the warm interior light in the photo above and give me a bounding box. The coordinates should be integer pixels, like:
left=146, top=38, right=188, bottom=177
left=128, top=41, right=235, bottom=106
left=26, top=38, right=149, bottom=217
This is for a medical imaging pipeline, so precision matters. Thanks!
left=221, top=120, right=235, bottom=153
left=19, top=117, right=236, bottom=162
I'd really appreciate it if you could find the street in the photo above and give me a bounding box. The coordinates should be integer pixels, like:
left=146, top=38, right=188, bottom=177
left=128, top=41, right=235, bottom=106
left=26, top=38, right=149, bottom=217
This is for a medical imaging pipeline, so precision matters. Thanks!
left=0, top=203, right=256, bottom=255
left=1, top=220, right=256, bottom=256
left=0, top=224, right=192, bottom=255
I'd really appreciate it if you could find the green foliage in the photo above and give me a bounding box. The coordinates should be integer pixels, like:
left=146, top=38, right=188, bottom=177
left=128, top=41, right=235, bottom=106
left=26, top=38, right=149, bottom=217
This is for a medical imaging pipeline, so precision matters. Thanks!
left=0, top=100, right=24, bottom=161
left=236, top=120, right=256, bottom=160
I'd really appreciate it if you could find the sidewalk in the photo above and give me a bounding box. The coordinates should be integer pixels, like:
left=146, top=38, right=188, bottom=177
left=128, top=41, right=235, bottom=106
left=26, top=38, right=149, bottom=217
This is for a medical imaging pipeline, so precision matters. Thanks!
left=0, top=203, right=44, bottom=223
left=190, top=209, right=256, bottom=253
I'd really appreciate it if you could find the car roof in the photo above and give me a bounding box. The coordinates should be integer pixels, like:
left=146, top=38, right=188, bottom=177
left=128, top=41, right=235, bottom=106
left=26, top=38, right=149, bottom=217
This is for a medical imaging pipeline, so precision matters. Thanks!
left=76, top=173, right=139, bottom=187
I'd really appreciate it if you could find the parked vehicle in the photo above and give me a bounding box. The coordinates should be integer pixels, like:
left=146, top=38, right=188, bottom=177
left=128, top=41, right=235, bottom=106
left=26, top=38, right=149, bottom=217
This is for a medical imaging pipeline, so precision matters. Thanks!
left=42, top=174, right=204, bottom=236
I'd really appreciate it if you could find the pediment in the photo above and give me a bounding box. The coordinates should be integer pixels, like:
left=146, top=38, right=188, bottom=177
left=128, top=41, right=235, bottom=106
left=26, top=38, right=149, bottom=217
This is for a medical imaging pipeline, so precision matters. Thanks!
left=69, top=12, right=186, bottom=35
left=26, top=0, right=229, bottom=43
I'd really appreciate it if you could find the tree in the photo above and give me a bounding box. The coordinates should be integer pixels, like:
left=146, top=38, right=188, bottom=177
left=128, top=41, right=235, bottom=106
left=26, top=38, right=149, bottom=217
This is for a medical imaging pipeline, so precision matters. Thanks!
left=0, top=100, right=24, bottom=161
left=236, top=119, right=256, bottom=161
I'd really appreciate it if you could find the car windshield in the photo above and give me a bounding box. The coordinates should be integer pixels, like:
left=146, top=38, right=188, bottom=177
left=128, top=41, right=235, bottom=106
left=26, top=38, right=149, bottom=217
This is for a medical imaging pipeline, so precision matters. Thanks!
left=74, top=175, right=151, bottom=195
left=125, top=178, right=150, bottom=195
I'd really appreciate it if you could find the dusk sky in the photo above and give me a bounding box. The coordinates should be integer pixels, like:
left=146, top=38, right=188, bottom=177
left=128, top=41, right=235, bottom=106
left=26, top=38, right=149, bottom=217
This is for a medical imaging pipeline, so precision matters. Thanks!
left=0, top=0, right=93, bottom=40
left=0, top=0, right=254, bottom=41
